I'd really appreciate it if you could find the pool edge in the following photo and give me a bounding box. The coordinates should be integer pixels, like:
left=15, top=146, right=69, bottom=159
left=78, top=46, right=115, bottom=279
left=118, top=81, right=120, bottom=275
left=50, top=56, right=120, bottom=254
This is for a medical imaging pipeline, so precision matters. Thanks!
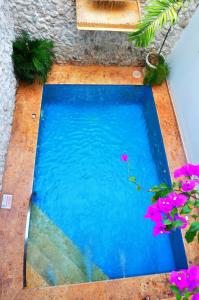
left=0, top=65, right=198, bottom=300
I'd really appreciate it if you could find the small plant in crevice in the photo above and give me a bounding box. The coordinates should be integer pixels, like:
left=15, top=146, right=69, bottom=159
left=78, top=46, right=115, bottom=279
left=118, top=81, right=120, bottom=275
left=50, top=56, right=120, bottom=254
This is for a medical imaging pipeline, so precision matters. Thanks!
left=12, top=31, right=54, bottom=84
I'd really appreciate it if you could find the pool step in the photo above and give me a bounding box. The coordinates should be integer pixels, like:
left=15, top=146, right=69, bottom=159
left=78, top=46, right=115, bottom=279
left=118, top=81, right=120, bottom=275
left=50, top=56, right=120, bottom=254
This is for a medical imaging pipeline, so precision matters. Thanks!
left=26, top=262, right=49, bottom=288
left=26, top=205, right=108, bottom=287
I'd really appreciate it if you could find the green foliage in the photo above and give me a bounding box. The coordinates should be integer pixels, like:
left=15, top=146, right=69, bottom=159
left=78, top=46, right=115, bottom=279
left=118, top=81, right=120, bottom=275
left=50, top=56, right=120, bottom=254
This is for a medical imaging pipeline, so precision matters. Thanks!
left=128, top=0, right=183, bottom=48
left=128, top=176, right=136, bottom=183
left=170, top=285, right=182, bottom=299
left=195, top=200, right=199, bottom=207
left=149, top=182, right=171, bottom=202
left=12, top=31, right=54, bottom=84
left=144, top=61, right=170, bottom=85
left=180, top=204, right=192, bottom=214
left=185, top=222, right=199, bottom=243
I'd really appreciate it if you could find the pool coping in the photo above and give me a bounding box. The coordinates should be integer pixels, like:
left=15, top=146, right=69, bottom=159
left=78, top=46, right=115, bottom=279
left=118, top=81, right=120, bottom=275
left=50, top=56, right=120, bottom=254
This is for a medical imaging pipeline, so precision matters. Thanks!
left=0, top=65, right=198, bottom=300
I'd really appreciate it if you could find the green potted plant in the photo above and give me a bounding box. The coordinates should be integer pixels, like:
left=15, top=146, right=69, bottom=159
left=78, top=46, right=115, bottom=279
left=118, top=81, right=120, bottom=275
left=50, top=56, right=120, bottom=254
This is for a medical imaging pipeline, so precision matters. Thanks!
left=12, top=31, right=54, bottom=84
left=128, top=0, right=188, bottom=85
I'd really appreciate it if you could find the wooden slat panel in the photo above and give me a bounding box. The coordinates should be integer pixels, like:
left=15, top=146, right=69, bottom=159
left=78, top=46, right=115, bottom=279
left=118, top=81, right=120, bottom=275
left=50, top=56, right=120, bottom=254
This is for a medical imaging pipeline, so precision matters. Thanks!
left=76, top=0, right=140, bottom=31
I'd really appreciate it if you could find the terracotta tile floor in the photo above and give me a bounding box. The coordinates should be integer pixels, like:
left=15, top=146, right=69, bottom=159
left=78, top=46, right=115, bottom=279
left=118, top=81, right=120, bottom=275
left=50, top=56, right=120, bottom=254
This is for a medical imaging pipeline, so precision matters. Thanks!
left=0, top=65, right=198, bottom=300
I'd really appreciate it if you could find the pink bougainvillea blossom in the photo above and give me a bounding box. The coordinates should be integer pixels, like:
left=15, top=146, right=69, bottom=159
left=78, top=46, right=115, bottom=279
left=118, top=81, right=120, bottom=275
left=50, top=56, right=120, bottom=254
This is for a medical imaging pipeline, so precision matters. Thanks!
left=188, top=265, right=199, bottom=291
left=174, top=163, right=199, bottom=178
left=153, top=222, right=169, bottom=236
left=144, top=204, right=162, bottom=222
left=121, top=154, right=128, bottom=162
left=157, top=197, right=174, bottom=213
left=192, top=294, right=199, bottom=300
left=175, top=215, right=188, bottom=229
left=170, top=269, right=189, bottom=291
left=168, top=192, right=188, bottom=207
left=182, top=180, right=196, bottom=192
left=170, top=266, right=199, bottom=296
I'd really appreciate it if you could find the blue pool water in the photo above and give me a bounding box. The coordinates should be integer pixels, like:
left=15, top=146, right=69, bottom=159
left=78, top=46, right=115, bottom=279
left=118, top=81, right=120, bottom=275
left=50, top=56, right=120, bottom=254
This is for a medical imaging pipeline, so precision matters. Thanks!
left=31, top=84, right=187, bottom=282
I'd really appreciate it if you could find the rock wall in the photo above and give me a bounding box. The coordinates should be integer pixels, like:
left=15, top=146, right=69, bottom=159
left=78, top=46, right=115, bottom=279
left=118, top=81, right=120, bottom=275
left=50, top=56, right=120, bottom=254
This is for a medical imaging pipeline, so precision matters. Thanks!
left=0, top=0, right=16, bottom=190
left=9, top=0, right=198, bottom=66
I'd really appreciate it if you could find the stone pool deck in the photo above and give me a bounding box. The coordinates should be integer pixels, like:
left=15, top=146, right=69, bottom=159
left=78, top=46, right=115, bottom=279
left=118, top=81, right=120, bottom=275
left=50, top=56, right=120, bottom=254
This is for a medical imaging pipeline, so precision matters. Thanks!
left=0, top=65, right=198, bottom=300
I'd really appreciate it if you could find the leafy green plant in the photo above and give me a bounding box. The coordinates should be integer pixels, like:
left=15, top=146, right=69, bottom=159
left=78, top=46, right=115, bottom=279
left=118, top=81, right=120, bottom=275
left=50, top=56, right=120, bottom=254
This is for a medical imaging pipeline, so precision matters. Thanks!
left=128, top=0, right=184, bottom=50
left=12, top=31, right=54, bottom=84
left=127, top=0, right=191, bottom=85
left=144, top=61, right=170, bottom=85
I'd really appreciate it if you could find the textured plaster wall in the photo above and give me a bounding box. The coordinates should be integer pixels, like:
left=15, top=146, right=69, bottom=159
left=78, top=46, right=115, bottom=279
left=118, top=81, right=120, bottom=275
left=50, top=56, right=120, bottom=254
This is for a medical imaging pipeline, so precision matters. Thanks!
left=0, top=0, right=16, bottom=190
left=9, top=0, right=198, bottom=65
left=168, top=7, right=199, bottom=163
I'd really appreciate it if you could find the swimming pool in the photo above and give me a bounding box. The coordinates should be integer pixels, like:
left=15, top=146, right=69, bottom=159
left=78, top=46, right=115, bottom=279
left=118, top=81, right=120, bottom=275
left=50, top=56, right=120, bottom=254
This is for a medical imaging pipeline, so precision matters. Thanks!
left=27, top=84, right=187, bottom=286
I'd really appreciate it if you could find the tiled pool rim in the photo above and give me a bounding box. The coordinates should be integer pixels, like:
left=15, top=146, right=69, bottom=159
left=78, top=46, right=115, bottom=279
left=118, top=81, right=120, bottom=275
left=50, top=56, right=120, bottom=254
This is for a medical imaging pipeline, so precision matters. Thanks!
left=0, top=65, right=198, bottom=300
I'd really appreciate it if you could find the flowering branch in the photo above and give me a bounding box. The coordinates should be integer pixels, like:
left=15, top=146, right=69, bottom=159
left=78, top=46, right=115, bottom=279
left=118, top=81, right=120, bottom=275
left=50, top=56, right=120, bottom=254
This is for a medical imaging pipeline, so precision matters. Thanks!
left=170, top=265, right=199, bottom=300
left=143, top=164, right=199, bottom=241
left=121, top=157, right=199, bottom=299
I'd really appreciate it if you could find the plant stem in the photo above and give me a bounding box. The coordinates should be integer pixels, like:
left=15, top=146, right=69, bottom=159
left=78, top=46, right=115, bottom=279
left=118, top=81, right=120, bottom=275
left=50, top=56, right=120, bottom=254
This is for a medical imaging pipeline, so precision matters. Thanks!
left=173, top=189, right=198, bottom=200
left=158, top=26, right=172, bottom=55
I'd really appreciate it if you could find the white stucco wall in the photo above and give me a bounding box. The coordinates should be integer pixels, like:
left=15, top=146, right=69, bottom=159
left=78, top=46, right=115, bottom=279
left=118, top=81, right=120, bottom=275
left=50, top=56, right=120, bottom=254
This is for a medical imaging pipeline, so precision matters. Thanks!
left=168, top=7, right=199, bottom=164
left=0, top=0, right=16, bottom=190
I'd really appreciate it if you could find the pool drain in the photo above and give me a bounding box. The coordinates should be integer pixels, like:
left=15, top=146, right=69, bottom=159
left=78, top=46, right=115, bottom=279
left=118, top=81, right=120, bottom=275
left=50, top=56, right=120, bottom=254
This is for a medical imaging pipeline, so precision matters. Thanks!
left=132, top=70, right=142, bottom=79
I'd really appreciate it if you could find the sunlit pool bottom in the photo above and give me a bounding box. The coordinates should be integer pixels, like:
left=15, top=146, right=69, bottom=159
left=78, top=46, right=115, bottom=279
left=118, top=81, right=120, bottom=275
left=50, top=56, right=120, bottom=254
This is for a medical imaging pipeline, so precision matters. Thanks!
left=26, top=85, right=187, bottom=287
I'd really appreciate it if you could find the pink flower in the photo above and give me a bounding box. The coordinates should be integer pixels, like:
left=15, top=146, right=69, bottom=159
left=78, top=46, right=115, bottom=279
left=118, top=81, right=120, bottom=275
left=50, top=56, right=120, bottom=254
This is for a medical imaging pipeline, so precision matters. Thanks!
left=144, top=204, right=162, bottom=222
left=174, top=164, right=199, bottom=178
left=182, top=180, right=196, bottom=192
left=153, top=222, right=169, bottom=236
left=188, top=265, right=199, bottom=291
left=168, top=192, right=188, bottom=207
left=175, top=216, right=188, bottom=229
left=192, top=294, right=199, bottom=300
left=157, top=197, right=174, bottom=213
left=170, top=270, right=189, bottom=291
left=121, top=154, right=128, bottom=162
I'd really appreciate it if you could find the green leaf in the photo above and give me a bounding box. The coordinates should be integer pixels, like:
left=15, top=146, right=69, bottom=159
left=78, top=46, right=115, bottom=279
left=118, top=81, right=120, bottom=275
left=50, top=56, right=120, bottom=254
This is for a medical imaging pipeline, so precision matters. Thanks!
left=159, top=183, right=169, bottom=189
left=184, top=291, right=192, bottom=297
left=163, top=219, right=172, bottom=225
left=187, top=199, right=195, bottom=206
left=172, top=181, right=180, bottom=189
left=185, top=229, right=197, bottom=243
left=189, top=221, right=199, bottom=232
left=149, top=186, right=160, bottom=192
left=180, top=205, right=191, bottom=214
left=170, top=207, right=178, bottom=218
left=32, top=57, right=43, bottom=72
left=128, top=176, right=136, bottom=183
left=195, top=200, right=199, bottom=207
left=128, top=0, right=183, bottom=47
left=151, top=186, right=171, bottom=202
left=137, top=185, right=141, bottom=191
left=170, top=285, right=180, bottom=294
left=191, top=214, right=198, bottom=220
left=174, top=220, right=183, bottom=228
